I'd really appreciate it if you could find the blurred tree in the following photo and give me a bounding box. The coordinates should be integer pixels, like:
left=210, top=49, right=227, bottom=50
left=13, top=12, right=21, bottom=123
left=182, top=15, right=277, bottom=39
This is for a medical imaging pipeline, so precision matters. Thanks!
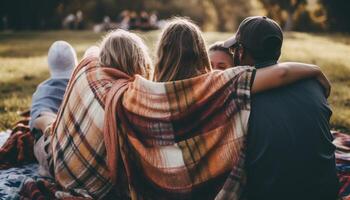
left=115, top=0, right=145, bottom=11
left=320, top=0, right=350, bottom=32
left=259, top=0, right=307, bottom=31
left=208, top=0, right=252, bottom=31
left=0, top=0, right=5, bottom=30
left=0, top=0, right=255, bottom=31
left=2, top=0, right=61, bottom=30
left=293, top=8, right=325, bottom=32
left=144, top=0, right=252, bottom=31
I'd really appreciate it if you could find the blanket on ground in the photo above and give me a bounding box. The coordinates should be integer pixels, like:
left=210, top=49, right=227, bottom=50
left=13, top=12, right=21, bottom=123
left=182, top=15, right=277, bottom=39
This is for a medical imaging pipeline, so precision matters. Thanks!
left=0, top=112, right=97, bottom=200
left=19, top=177, right=93, bottom=200
left=0, top=163, right=39, bottom=200
left=1, top=111, right=350, bottom=199
left=0, top=130, right=11, bottom=148
left=0, top=112, right=38, bottom=199
left=50, top=56, right=255, bottom=199
left=333, top=131, right=350, bottom=200
left=0, top=111, right=36, bottom=169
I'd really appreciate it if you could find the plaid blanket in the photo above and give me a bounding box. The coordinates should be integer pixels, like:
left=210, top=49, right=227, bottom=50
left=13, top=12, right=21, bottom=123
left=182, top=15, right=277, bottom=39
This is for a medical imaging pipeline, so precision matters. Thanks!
left=333, top=131, right=350, bottom=199
left=0, top=163, right=39, bottom=200
left=0, top=111, right=36, bottom=169
left=50, top=56, right=256, bottom=199
left=19, top=177, right=93, bottom=200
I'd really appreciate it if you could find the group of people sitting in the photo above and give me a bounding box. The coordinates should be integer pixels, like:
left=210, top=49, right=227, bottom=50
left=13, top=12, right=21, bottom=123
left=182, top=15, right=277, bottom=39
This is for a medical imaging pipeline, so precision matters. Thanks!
left=94, top=10, right=159, bottom=33
left=63, top=10, right=85, bottom=30
left=27, top=16, right=339, bottom=200
left=117, top=10, right=159, bottom=31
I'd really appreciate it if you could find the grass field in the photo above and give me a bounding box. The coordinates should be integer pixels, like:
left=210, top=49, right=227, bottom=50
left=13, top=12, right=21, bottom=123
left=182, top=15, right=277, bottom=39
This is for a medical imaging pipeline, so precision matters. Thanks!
left=0, top=30, right=350, bottom=131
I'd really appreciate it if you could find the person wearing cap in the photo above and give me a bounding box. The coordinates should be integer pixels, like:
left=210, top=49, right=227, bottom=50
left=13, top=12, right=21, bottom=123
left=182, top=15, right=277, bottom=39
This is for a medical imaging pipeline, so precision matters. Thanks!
left=29, top=41, right=77, bottom=134
left=223, top=16, right=339, bottom=200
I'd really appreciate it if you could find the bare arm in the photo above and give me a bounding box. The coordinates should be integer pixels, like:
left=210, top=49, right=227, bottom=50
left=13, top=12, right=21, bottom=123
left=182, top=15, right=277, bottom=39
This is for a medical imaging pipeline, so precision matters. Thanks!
left=251, top=62, right=331, bottom=97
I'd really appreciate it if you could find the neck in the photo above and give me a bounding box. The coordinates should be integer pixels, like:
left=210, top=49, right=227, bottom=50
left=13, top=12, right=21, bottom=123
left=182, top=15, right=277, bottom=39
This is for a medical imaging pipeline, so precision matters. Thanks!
left=255, top=60, right=278, bottom=68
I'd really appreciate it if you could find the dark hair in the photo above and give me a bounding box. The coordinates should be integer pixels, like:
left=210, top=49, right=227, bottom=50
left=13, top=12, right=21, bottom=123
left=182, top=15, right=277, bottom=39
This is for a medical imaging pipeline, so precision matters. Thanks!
left=208, top=41, right=231, bottom=57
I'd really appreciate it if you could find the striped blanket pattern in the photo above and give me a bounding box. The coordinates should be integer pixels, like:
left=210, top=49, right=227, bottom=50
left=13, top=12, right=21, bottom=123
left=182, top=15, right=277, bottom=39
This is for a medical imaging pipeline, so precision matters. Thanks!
left=51, top=56, right=256, bottom=199
left=333, top=131, right=350, bottom=199
left=0, top=110, right=36, bottom=169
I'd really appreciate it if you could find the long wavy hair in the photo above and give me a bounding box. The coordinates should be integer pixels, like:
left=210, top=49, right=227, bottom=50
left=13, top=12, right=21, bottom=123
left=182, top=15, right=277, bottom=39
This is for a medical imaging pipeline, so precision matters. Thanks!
left=153, top=17, right=211, bottom=82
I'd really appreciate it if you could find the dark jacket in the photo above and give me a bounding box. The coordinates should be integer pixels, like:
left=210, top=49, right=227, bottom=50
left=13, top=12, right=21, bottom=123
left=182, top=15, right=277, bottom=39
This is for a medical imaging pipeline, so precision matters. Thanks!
left=245, top=70, right=339, bottom=200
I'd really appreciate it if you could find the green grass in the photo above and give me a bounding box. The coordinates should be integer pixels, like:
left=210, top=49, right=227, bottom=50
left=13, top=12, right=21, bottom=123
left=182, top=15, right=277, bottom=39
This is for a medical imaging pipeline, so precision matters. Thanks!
left=0, top=31, right=350, bottom=131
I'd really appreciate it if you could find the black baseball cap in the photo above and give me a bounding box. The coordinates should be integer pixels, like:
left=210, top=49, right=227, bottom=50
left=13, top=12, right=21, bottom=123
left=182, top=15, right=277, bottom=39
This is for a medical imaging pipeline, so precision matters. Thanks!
left=223, top=16, right=283, bottom=59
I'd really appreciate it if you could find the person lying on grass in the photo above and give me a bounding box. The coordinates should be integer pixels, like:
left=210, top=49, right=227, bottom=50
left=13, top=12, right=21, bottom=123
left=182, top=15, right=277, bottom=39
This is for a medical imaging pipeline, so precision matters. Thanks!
left=34, top=22, right=330, bottom=200
left=30, top=41, right=77, bottom=133
left=30, top=41, right=77, bottom=178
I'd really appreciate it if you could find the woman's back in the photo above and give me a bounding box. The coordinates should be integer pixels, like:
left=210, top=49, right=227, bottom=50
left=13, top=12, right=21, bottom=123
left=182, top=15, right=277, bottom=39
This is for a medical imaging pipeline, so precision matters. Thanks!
left=52, top=57, right=114, bottom=198
left=144, top=17, right=255, bottom=199
left=51, top=30, right=152, bottom=199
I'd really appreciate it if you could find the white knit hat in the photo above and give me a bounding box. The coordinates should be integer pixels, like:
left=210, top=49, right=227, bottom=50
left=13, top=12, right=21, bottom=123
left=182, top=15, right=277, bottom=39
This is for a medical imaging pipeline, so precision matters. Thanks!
left=47, top=41, right=77, bottom=79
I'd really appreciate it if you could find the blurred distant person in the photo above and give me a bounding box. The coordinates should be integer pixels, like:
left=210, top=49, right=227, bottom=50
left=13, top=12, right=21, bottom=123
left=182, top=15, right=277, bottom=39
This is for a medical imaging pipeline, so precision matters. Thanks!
left=30, top=41, right=77, bottom=132
left=31, top=41, right=77, bottom=177
left=103, top=16, right=112, bottom=31
left=209, top=41, right=233, bottom=70
left=75, top=10, right=84, bottom=30
left=222, top=16, right=338, bottom=200
left=1, top=16, right=8, bottom=30
left=63, top=14, right=76, bottom=30
left=129, top=11, right=139, bottom=30
left=120, top=15, right=130, bottom=30
left=93, top=16, right=117, bottom=32
left=117, top=10, right=128, bottom=23
left=139, top=11, right=150, bottom=30
left=118, top=10, right=130, bottom=30
left=149, top=11, right=158, bottom=29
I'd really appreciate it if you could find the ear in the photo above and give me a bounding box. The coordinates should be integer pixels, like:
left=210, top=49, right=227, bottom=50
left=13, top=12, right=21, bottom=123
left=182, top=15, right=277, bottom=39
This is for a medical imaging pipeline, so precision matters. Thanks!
left=238, top=46, right=244, bottom=61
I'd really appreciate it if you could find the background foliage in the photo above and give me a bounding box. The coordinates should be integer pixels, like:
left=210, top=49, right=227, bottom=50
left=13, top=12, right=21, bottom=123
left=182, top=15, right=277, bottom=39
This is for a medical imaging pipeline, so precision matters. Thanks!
left=1, top=0, right=350, bottom=32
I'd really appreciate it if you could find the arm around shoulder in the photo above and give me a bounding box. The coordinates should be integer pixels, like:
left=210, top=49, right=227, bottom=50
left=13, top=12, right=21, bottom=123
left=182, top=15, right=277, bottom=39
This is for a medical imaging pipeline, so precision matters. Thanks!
left=251, top=62, right=330, bottom=97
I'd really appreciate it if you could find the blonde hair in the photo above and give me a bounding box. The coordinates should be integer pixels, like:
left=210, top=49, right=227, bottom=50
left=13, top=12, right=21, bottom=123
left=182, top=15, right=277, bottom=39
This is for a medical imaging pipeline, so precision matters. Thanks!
left=154, top=17, right=211, bottom=82
left=99, top=29, right=153, bottom=79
